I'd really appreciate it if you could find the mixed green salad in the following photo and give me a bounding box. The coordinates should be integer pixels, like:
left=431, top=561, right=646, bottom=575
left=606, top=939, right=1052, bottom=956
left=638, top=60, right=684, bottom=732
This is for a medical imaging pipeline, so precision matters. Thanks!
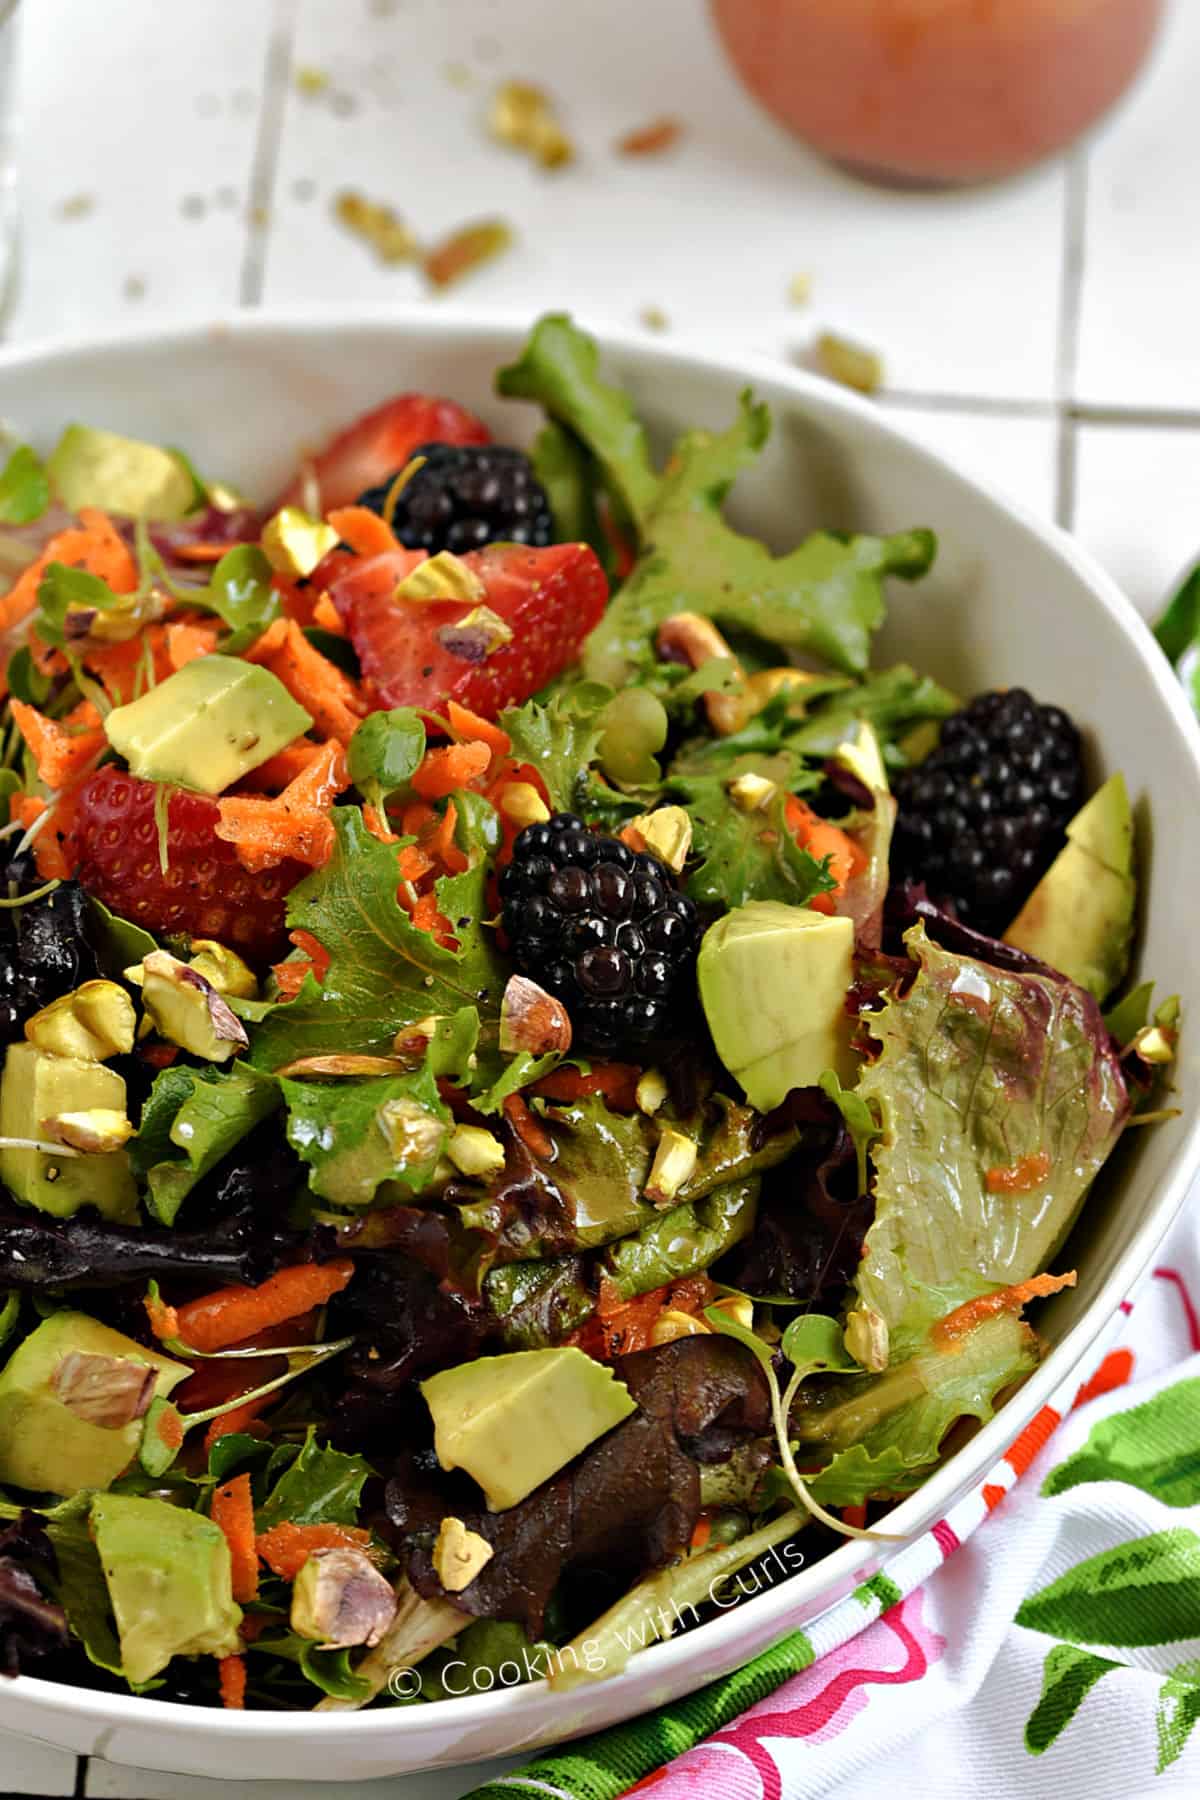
left=0, top=315, right=1177, bottom=1712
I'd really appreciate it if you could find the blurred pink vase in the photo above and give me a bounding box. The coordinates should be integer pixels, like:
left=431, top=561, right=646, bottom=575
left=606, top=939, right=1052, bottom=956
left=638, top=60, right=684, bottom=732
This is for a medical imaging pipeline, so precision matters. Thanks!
left=712, top=0, right=1164, bottom=185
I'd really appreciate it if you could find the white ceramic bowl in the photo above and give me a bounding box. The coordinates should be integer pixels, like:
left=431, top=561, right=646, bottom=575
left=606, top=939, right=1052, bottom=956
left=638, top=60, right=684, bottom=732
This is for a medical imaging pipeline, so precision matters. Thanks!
left=1, top=311, right=1198, bottom=1783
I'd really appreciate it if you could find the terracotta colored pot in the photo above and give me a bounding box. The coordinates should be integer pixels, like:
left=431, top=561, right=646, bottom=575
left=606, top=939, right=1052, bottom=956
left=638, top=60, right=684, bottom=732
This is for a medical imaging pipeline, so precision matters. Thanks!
left=712, top=0, right=1164, bottom=185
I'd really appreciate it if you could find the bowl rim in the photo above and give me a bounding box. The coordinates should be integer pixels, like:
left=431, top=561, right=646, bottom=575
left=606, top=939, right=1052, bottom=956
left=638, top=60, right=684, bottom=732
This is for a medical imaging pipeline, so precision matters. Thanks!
left=4, top=303, right=1200, bottom=1743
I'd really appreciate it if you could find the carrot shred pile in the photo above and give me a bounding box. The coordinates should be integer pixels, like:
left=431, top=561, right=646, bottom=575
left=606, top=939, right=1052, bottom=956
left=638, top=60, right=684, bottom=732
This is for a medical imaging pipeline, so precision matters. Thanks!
left=573, top=1273, right=717, bottom=1360
left=784, top=795, right=868, bottom=913
left=0, top=509, right=137, bottom=695
left=216, top=741, right=349, bottom=873
left=255, top=1522, right=375, bottom=1582
left=212, top=1473, right=259, bottom=1604
left=244, top=617, right=366, bottom=743
left=159, top=1259, right=355, bottom=1355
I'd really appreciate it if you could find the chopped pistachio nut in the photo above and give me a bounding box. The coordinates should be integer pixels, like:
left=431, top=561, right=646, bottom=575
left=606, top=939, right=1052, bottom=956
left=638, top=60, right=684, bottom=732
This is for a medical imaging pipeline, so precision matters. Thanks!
left=423, top=219, right=514, bottom=290
left=843, top=1305, right=889, bottom=1373
left=63, top=586, right=170, bottom=647
left=334, top=190, right=419, bottom=265
left=376, top=1094, right=445, bottom=1166
left=489, top=80, right=574, bottom=169
left=639, top=306, right=670, bottom=333
left=625, top=805, right=692, bottom=873
left=1132, top=1025, right=1175, bottom=1066
left=650, top=1309, right=710, bottom=1346
left=815, top=331, right=884, bottom=396
left=727, top=773, right=778, bottom=814
left=188, top=940, right=259, bottom=1000
left=261, top=506, right=340, bottom=579
left=497, top=782, right=550, bottom=829
left=274, top=1053, right=410, bottom=1079
left=635, top=1068, right=669, bottom=1115
left=392, top=1016, right=442, bottom=1058
left=291, top=1549, right=398, bottom=1650
left=432, top=1517, right=495, bottom=1593
left=394, top=551, right=487, bottom=605
left=25, top=980, right=136, bottom=1061
left=51, top=1351, right=156, bottom=1429
left=707, top=667, right=815, bottom=736
left=43, top=1108, right=135, bottom=1155
left=435, top=604, right=514, bottom=663
left=708, top=1293, right=755, bottom=1332
left=499, top=974, right=572, bottom=1055
left=447, top=1124, right=506, bottom=1180
left=138, top=951, right=249, bottom=1063
left=788, top=272, right=812, bottom=305
left=645, top=1126, right=698, bottom=1206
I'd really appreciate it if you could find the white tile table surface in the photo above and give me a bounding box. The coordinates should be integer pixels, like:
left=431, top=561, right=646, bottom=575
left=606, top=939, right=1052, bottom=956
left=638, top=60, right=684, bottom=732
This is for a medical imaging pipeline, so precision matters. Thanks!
left=1, top=0, right=1198, bottom=1794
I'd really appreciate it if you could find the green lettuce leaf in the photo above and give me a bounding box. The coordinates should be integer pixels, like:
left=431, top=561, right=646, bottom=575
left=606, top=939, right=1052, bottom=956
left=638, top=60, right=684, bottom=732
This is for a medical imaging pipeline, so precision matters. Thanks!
left=0, top=445, right=51, bottom=525
left=254, top=1430, right=374, bottom=1531
left=497, top=314, right=935, bottom=685
left=132, top=1062, right=280, bottom=1227
left=281, top=1063, right=448, bottom=1209
left=501, top=680, right=613, bottom=815
left=680, top=776, right=835, bottom=910
left=247, top=805, right=507, bottom=1071
left=783, top=664, right=958, bottom=763
left=529, top=420, right=611, bottom=570
left=854, top=923, right=1129, bottom=1354
left=602, top=1177, right=759, bottom=1301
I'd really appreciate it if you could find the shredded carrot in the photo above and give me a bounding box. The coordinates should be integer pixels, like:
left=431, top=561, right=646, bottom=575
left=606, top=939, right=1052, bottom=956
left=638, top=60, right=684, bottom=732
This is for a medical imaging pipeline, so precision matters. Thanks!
left=172, top=1260, right=355, bottom=1355
left=502, top=1092, right=554, bottom=1162
left=84, top=629, right=173, bottom=705
left=363, top=801, right=400, bottom=844
left=841, top=1504, right=868, bottom=1531
left=165, top=618, right=220, bottom=668
left=205, top=1401, right=269, bottom=1456
left=245, top=617, right=365, bottom=743
left=0, top=508, right=137, bottom=666
left=399, top=800, right=437, bottom=839
left=10, top=698, right=105, bottom=791
left=290, top=928, right=331, bottom=980
left=421, top=798, right=468, bottom=875
left=144, top=1292, right=181, bottom=1343
left=532, top=1063, right=642, bottom=1111
left=218, top=1654, right=247, bottom=1710
left=933, top=1271, right=1078, bottom=1351
left=311, top=591, right=346, bottom=635
left=986, top=1151, right=1052, bottom=1195
left=235, top=739, right=327, bottom=793
left=689, top=1518, right=712, bottom=1553
left=212, top=1474, right=259, bottom=1604
left=326, top=505, right=400, bottom=559
left=784, top=795, right=868, bottom=914
left=172, top=542, right=239, bottom=564
left=139, top=1041, right=180, bottom=1070
left=396, top=843, right=436, bottom=883
left=279, top=739, right=349, bottom=810
left=446, top=700, right=512, bottom=759
left=575, top=1273, right=717, bottom=1359
left=215, top=747, right=347, bottom=873
left=411, top=740, right=491, bottom=800
left=409, top=888, right=456, bottom=945
left=255, top=1522, right=376, bottom=1582
left=270, top=960, right=313, bottom=1001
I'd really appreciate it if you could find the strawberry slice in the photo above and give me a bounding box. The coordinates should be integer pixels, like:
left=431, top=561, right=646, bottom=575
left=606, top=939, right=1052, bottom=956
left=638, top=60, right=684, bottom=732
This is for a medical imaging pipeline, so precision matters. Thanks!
left=331, top=542, right=608, bottom=720
left=279, top=394, right=492, bottom=512
left=68, top=768, right=306, bottom=962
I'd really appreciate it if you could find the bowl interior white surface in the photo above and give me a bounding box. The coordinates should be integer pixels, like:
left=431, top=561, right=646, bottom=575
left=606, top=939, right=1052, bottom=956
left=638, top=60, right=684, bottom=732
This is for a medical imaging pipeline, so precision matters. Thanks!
left=1, top=310, right=1197, bottom=1783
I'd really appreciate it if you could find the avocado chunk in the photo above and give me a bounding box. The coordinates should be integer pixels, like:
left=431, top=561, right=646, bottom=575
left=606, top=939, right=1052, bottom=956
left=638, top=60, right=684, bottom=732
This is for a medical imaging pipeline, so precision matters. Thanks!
left=104, top=655, right=312, bottom=795
left=90, top=1493, right=242, bottom=1684
left=1003, top=773, right=1136, bottom=1001
left=0, top=1312, right=188, bottom=1497
left=697, top=900, right=857, bottom=1110
left=421, top=1347, right=636, bottom=1511
left=47, top=424, right=194, bottom=521
left=0, top=1042, right=138, bottom=1220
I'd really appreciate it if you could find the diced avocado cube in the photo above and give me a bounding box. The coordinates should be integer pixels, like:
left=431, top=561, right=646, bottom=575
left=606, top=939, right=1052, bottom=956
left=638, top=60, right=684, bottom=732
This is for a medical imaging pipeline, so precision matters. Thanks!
left=421, top=1346, right=636, bottom=1511
left=104, top=655, right=312, bottom=796
left=90, top=1493, right=242, bottom=1684
left=697, top=900, right=857, bottom=1111
left=1004, top=773, right=1136, bottom=1000
left=0, top=1312, right=189, bottom=1497
left=0, top=1042, right=138, bottom=1221
left=46, top=424, right=194, bottom=521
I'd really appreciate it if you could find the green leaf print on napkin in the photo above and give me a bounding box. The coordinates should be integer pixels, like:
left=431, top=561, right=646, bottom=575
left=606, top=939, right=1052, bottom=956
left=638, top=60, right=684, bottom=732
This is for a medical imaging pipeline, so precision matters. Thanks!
left=1025, top=1644, right=1120, bottom=1755
left=1016, top=1528, right=1200, bottom=1647
left=1043, top=1377, right=1200, bottom=1508
left=1157, top=1660, right=1200, bottom=1773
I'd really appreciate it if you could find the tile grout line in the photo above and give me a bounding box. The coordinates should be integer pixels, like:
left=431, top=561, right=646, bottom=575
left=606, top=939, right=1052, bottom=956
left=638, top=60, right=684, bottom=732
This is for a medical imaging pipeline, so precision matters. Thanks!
left=237, top=0, right=298, bottom=309
left=1053, top=150, right=1090, bottom=530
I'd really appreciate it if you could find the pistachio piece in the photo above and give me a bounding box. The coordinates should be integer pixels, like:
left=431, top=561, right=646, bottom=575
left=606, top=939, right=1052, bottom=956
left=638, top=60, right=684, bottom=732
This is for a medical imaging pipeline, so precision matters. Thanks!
left=708, top=1293, right=755, bottom=1331
left=843, top=1305, right=889, bottom=1373
left=1132, top=1025, right=1175, bottom=1066
left=497, top=782, right=550, bottom=829
left=650, top=1309, right=711, bottom=1347
left=261, top=506, right=339, bottom=579
left=635, top=1068, right=669, bottom=1116
left=623, top=805, right=692, bottom=873
left=447, top=1124, right=506, bottom=1180
left=499, top=974, right=572, bottom=1056
left=394, top=551, right=487, bottom=606
left=139, top=951, right=249, bottom=1064
left=431, top=1517, right=495, bottom=1593
left=727, top=773, right=778, bottom=814
left=815, top=330, right=884, bottom=396
left=707, top=667, right=815, bottom=737
left=51, top=1350, right=156, bottom=1429
left=188, top=940, right=259, bottom=1000
left=291, top=1548, right=399, bottom=1650
left=25, top=980, right=137, bottom=1062
left=489, top=79, right=574, bottom=169
left=43, top=1108, right=135, bottom=1154
left=376, top=1094, right=445, bottom=1166
left=391, top=1016, right=443, bottom=1062
left=435, top=604, right=513, bottom=664
left=275, top=1053, right=410, bottom=1079
left=644, top=1126, right=698, bottom=1206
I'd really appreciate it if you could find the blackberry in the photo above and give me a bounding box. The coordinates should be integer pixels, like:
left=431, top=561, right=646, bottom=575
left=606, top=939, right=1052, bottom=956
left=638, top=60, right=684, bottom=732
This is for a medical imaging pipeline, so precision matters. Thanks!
left=357, top=442, right=554, bottom=554
left=892, top=687, right=1084, bottom=933
left=502, top=814, right=699, bottom=1051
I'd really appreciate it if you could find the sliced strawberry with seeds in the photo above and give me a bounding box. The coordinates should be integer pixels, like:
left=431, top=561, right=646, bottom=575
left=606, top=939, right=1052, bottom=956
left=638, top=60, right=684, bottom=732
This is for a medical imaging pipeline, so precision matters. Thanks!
left=279, top=394, right=492, bottom=513
left=67, top=767, right=306, bottom=962
left=332, top=542, right=608, bottom=721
